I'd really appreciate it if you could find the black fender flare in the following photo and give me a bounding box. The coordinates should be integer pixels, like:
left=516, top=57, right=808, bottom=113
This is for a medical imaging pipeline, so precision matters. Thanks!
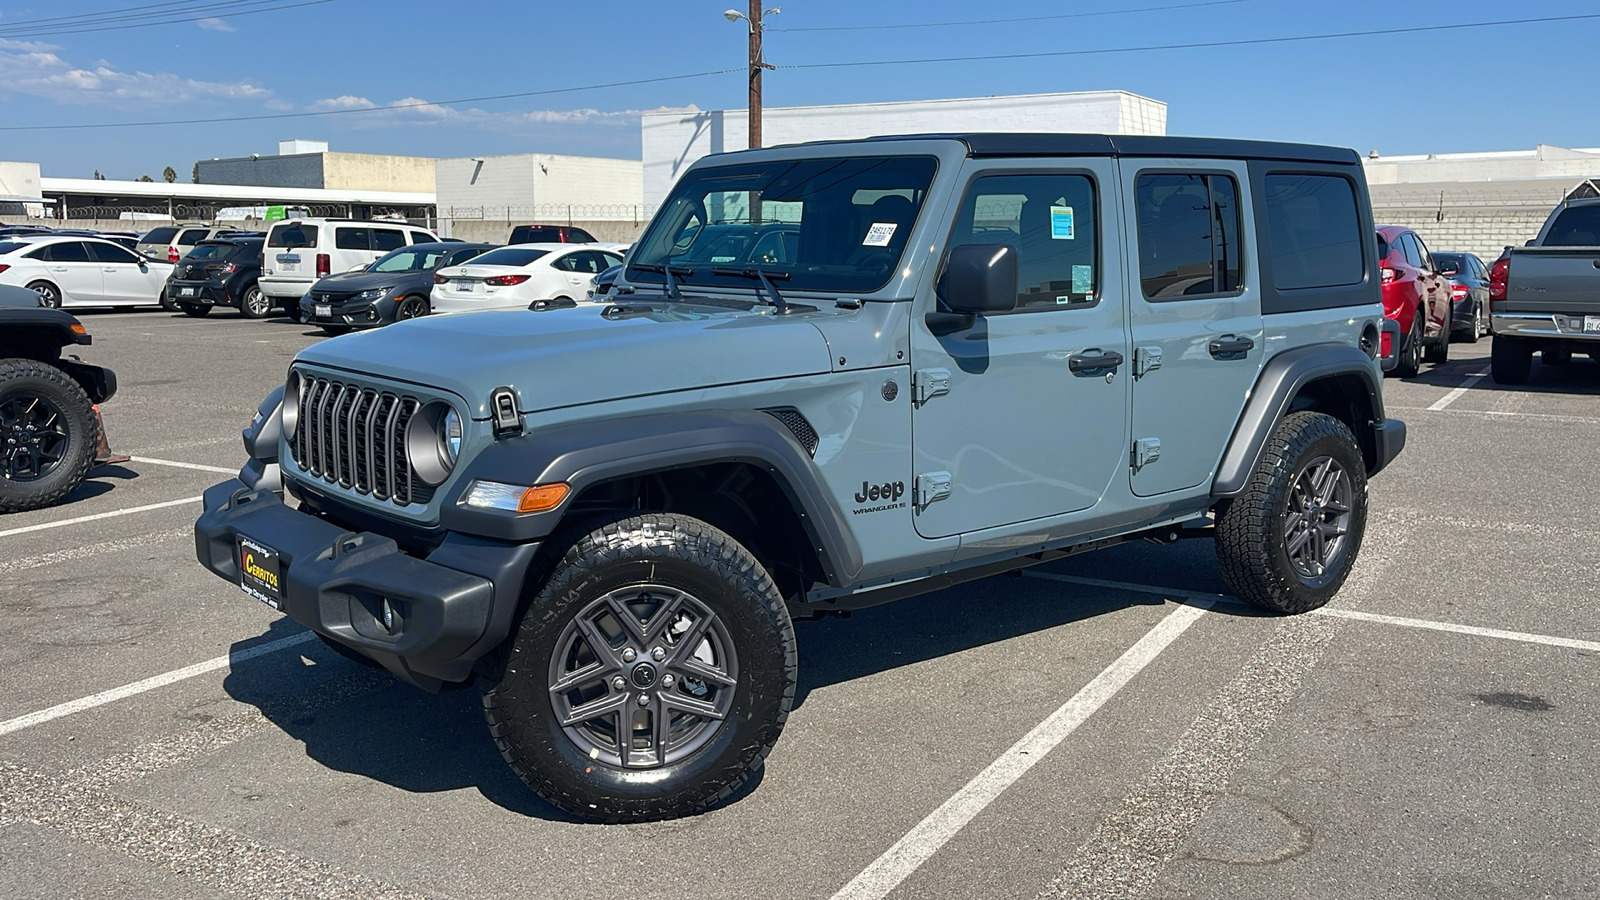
left=1212, top=343, right=1397, bottom=497
left=0, top=307, right=94, bottom=355
left=438, top=408, right=865, bottom=587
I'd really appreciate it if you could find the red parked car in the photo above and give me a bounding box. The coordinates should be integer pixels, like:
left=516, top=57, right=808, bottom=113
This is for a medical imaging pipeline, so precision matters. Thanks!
left=1376, top=225, right=1453, bottom=377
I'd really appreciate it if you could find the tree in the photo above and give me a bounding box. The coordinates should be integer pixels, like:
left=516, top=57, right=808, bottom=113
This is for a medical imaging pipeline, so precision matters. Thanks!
left=137, top=174, right=154, bottom=182
left=162, top=166, right=177, bottom=183
left=191, top=162, right=200, bottom=184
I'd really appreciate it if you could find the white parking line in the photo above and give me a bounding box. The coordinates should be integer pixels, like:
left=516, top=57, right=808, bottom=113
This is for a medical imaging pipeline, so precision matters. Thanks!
left=0, top=632, right=316, bottom=738
left=129, top=456, right=237, bottom=475
left=1388, top=406, right=1600, bottom=426
left=0, top=496, right=201, bottom=539
left=1426, top=371, right=1488, bottom=411
left=1024, top=571, right=1600, bottom=653
left=829, top=600, right=1211, bottom=900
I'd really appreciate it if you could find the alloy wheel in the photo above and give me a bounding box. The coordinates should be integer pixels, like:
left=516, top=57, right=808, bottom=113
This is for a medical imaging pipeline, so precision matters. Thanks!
left=547, top=585, right=739, bottom=769
left=30, top=283, right=60, bottom=308
left=1, top=391, right=70, bottom=482
left=1282, top=455, right=1353, bottom=579
left=396, top=297, right=427, bottom=320
left=243, top=287, right=271, bottom=317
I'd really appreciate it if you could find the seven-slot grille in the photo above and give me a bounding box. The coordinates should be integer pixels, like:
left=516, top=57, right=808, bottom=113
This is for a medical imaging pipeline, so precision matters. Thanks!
left=290, top=374, right=429, bottom=506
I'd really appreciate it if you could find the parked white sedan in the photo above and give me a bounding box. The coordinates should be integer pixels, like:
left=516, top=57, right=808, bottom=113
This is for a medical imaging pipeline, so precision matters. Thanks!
left=0, top=235, right=174, bottom=308
left=430, top=243, right=624, bottom=313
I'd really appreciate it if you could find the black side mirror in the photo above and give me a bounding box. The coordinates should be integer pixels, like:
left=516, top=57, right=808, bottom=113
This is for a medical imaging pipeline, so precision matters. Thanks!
left=938, top=243, right=1018, bottom=314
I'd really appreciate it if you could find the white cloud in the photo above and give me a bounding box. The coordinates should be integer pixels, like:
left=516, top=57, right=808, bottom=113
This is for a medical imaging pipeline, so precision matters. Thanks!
left=196, top=17, right=236, bottom=32
left=304, top=95, right=681, bottom=133
left=0, top=36, right=271, bottom=106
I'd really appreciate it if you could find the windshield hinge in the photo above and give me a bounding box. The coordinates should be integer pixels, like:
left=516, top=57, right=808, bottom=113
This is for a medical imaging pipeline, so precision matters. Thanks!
left=490, top=387, right=522, bottom=437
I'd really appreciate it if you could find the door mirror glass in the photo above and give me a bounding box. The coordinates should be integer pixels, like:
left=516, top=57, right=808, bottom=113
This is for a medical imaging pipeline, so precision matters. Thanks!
left=938, top=243, right=1018, bottom=314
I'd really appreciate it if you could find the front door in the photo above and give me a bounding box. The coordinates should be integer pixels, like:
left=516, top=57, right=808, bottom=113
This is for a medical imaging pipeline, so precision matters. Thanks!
left=910, top=160, right=1130, bottom=539
left=91, top=241, right=159, bottom=302
left=35, top=241, right=104, bottom=304
left=1121, top=160, right=1264, bottom=497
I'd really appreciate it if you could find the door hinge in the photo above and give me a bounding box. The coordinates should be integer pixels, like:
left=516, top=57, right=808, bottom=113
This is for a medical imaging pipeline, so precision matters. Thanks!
left=1134, top=345, right=1163, bottom=379
left=912, top=368, right=951, bottom=405
left=914, top=471, right=952, bottom=509
left=1132, top=437, right=1161, bottom=471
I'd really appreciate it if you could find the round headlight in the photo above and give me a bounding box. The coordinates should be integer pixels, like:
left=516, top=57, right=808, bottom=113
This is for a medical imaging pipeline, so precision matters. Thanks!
left=281, top=370, right=301, bottom=441
left=405, top=400, right=459, bottom=487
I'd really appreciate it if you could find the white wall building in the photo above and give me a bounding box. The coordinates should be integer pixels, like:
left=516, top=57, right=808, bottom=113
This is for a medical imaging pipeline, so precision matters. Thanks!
left=434, top=153, right=644, bottom=222
left=641, top=90, right=1167, bottom=208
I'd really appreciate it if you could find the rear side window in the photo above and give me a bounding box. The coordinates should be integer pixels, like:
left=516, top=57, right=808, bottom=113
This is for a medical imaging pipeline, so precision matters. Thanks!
left=1399, top=233, right=1423, bottom=268
left=335, top=227, right=370, bottom=250
left=1263, top=174, right=1364, bottom=290
left=372, top=229, right=407, bottom=252
left=178, top=229, right=210, bottom=245
left=141, top=227, right=178, bottom=244
left=1135, top=172, right=1242, bottom=299
left=39, top=241, right=93, bottom=262
left=1542, top=205, right=1600, bottom=246
left=269, top=224, right=318, bottom=248
left=0, top=241, right=28, bottom=255
left=1376, top=233, right=1391, bottom=261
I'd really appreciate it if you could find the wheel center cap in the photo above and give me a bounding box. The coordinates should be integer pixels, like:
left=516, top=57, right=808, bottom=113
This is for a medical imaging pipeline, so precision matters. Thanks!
left=630, top=662, right=658, bottom=689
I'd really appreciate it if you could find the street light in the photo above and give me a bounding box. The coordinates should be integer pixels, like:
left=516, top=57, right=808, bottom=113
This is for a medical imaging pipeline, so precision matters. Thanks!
left=724, top=4, right=780, bottom=149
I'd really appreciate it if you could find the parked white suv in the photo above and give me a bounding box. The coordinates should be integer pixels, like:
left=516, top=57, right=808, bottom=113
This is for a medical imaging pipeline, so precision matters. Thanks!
left=258, top=218, right=438, bottom=315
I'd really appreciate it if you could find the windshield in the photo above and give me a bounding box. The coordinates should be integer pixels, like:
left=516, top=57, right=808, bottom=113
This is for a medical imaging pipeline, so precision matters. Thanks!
left=371, top=246, right=448, bottom=273
left=629, top=155, right=938, bottom=294
left=467, top=247, right=549, bottom=267
left=184, top=242, right=234, bottom=261
left=140, top=227, right=178, bottom=244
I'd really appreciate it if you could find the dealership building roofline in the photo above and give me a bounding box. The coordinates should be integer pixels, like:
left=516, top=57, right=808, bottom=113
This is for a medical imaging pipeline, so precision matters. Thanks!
left=40, top=176, right=435, bottom=207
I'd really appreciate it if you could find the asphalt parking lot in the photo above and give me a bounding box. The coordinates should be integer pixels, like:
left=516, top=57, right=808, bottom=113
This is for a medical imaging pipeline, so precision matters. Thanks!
left=1, top=311, right=1597, bottom=900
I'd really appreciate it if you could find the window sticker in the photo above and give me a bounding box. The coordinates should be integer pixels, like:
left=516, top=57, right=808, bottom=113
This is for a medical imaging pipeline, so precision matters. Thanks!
left=1056, top=295, right=1072, bottom=305
left=862, top=222, right=898, bottom=247
left=1072, top=264, right=1093, bottom=294
left=1050, top=206, right=1075, bottom=240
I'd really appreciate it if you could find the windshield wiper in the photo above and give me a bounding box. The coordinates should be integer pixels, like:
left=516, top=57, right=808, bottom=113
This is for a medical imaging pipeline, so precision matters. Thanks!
left=711, top=266, right=798, bottom=314
left=630, top=262, right=694, bottom=301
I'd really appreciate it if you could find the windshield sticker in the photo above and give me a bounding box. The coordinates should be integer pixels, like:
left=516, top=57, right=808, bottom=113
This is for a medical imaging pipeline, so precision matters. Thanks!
left=1050, top=206, right=1075, bottom=240
left=863, top=223, right=898, bottom=247
left=710, top=255, right=737, bottom=263
left=1072, top=264, right=1093, bottom=294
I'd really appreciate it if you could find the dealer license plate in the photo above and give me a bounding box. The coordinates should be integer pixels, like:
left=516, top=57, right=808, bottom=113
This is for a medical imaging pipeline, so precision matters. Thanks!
left=1585, top=316, right=1600, bottom=334
left=238, top=536, right=284, bottom=610
left=315, top=304, right=332, bottom=318
left=179, top=287, right=196, bottom=297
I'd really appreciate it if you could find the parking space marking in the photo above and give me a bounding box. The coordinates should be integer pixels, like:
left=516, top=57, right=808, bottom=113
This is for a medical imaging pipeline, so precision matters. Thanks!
left=1025, top=572, right=1600, bottom=653
left=829, top=600, right=1212, bottom=900
left=129, top=456, right=237, bottom=475
left=0, top=632, right=315, bottom=738
left=1388, top=405, right=1600, bottom=425
left=0, top=526, right=187, bottom=575
left=1426, top=371, right=1489, bottom=411
left=0, top=496, right=201, bottom=539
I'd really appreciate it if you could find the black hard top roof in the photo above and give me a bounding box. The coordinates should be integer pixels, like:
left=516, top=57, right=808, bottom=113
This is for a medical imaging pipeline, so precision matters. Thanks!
left=775, top=133, right=1359, bottom=165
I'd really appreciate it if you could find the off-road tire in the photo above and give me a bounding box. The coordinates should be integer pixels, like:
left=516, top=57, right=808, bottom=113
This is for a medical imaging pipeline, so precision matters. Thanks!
left=1393, top=312, right=1422, bottom=378
left=1491, top=337, right=1532, bottom=385
left=178, top=302, right=211, bottom=317
left=238, top=284, right=271, bottom=319
left=26, top=281, right=61, bottom=309
left=1215, top=411, right=1368, bottom=615
left=482, top=512, right=797, bottom=823
left=0, top=360, right=98, bottom=513
left=1423, top=310, right=1450, bottom=363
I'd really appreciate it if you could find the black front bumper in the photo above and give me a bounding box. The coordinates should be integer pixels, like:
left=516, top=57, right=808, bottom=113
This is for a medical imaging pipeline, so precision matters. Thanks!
left=194, top=479, right=539, bottom=690
left=300, top=296, right=385, bottom=328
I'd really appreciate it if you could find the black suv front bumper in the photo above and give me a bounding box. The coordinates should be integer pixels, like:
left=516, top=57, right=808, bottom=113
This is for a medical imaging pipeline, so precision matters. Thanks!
left=194, top=479, right=539, bottom=689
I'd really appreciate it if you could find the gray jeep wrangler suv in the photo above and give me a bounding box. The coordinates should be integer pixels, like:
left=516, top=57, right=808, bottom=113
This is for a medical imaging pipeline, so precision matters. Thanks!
left=195, top=133, right=1405, bottom=822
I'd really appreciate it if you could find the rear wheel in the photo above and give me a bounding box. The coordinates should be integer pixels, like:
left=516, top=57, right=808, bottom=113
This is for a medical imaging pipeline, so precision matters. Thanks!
left=1491, top=336, right=1533, bottom=385
left=0, top=360, right=98, bottom=513
left=1215, top=411, right=1368, bottom=614
left=1424, top=309, right=1450, bottom=363
left=1393, top=313, right=1422, bottom=378
left=178, top=302, right=211, bottom=317
left=1460, top=302, right=1483, bottom=343
left=238, top=284, right=272, bottom=318
left=483, top=512, right=796, bottom=822
left=27, top=281, right=61, bottom=309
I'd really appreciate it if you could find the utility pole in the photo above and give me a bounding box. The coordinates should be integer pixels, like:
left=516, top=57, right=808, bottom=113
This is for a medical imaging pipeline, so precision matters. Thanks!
left=746, top=1, right=775, bottom=149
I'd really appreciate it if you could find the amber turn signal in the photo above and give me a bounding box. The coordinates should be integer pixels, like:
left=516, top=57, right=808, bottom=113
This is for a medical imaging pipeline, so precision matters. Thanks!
left=517, top=483, right=570, bottom=513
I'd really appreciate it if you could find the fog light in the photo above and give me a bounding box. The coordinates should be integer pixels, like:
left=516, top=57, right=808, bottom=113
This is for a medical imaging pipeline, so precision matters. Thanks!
left=382, top=598, right=396, bottom=632
left=460, top=480, right=569, bottom=513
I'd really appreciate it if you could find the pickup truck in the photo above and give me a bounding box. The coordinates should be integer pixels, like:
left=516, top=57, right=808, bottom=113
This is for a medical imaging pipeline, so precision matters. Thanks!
left=1489, top=196, right=1600, bottom=384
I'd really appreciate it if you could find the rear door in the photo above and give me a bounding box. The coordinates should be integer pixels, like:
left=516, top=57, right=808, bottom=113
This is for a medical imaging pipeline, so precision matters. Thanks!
left=263, top=222, right=318, bottom=289
left=33, top=241, right=104, bottom=304
left=1121, top=159, right=1263, bottom=497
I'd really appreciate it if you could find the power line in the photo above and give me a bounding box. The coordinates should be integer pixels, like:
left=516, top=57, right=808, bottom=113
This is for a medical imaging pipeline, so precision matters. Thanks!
left=778, top=12, right=1600, bottom=70
left=0, top=68, right=743, bottom=131
left=0, top=0, right=248, bottom=29
left=0, top=0, right=337, bottom=38
left=769, top=0, right=1250, bottom=33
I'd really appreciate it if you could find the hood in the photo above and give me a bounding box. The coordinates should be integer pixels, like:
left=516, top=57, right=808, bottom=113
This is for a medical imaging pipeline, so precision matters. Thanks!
left=311, top=269, right=417, bottom=293
left=294, top=302, right=834, bottom=417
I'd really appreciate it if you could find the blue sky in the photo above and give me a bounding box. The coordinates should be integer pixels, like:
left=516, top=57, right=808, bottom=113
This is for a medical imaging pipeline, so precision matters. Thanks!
left=1, top=0, right=1597, bottom=179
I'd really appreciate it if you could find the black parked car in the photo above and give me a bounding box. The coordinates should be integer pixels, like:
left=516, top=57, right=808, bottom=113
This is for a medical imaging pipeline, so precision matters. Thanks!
left=301, top=242, right=494, bottom=335
left=587, top=263, right=623, bottom=299
left=167, top=237, right=268, bottom=317
left=1433, top=251, right=1491, bottom=342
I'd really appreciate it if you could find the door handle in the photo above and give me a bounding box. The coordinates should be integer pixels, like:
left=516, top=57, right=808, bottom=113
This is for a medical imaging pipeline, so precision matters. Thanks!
left=1067, top=348, right=1124, bottom=375
left=1209, top=335, right=1255, bottom=359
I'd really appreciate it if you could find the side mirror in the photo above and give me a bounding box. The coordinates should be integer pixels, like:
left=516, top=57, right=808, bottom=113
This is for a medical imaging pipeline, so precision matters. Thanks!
left=938, top=243, right=1018, bottom=314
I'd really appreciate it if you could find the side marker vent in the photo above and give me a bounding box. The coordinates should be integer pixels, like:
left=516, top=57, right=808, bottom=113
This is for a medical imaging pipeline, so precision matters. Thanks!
left=762, top=407, right=819, bottom=457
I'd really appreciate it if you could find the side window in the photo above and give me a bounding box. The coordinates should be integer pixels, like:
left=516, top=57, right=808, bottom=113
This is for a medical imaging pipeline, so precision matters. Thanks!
left=335, top=228, right=370, bottom=250
left=88, top=242, right=142, bottom=264
left=1400, top=233, right=1423, bottom=269
left=178, top=229, right=210, bottom=245
left=372, top=229, right=406, bottom=252
left=1135, top=172, right=1242, bottom=299
left=43, top=241, right=93, bottom=262
left=1262, top=174, right=1364, bottom=290
left=947, top=172, right=1099, bottom=310
left=553, top=252, right=581, bottom=272
left=601, top=252, right=624, bottom=269
left=409, top=231, right=434, bottom=244
left=1412, top=234, right=1435, bottom=272
left=567, top=228, right=596, bottom=243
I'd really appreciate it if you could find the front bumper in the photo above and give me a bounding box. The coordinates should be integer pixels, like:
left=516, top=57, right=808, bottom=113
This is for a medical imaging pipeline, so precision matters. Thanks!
left=1491, top=312, right=1600, bottom=341
left=300, top=296, right=388, bottom=328
left=194, top=478, right=539, bottom=690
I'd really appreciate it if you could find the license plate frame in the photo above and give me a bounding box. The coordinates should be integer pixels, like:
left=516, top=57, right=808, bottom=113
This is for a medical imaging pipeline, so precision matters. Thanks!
left=238, top=535, right=285, bottom=610
left=1584, top=315, right=1600, bottom=334
left=179, top=286, right=196, bottom=297
left=453, top=281, right=474, bottom=292
left=315, top=304, right=332, bottom=318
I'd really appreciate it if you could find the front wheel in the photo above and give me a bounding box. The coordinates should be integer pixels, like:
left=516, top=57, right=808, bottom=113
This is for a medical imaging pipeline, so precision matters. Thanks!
left=1215, top=411, right=1368, bottom=615
left=483, top=513, right=797, bottom=822
left=393, top=295, right=429, bottom=321
left=0, top=360, right=98, bottom=513
left=238, top=284, right=272, bottom=318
